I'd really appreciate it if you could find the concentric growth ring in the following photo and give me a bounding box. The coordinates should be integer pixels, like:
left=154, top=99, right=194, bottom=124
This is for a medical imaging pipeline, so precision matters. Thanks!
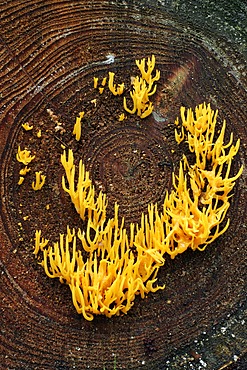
left=84, top=126, right=172, bottom=224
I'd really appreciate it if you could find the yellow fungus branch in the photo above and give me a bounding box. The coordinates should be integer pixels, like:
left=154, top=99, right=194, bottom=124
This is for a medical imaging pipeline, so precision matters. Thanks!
left=16, top=146, right=35, bottom=165
left=101, top=77, right=107, bottom=86
left=93, top=77, right=98, bottom=89
left=34, top=230, right=49, bottom=255
left=108, top=72, right=125, bottom=96
left=19, top=166, right=31, bottom=176
left=119, top=113, right=126, bottom=121
left=61, top=149, right=107, bottom=227
left=73, top=111, right=84, bottom=141
left=18, top=177, right=25, bottom=185
left=136, top=55, right=160, bottom=84
left=123, top=56, right=160, bottom=119
left=32, top=171, right=46, bottom=190
left=22, top=122, right=33, bottom=131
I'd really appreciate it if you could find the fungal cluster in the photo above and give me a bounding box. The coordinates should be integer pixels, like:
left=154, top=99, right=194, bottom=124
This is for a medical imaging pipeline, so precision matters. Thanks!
left=32, top=91, right=242, bottom=319
left=93, top=54, right=160, bottom=119
left=16, top=56, right=242, bottom=320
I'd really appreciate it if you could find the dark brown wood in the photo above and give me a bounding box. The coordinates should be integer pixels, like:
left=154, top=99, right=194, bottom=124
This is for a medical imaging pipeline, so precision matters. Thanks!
left=0, top=1, right=246, bottom=369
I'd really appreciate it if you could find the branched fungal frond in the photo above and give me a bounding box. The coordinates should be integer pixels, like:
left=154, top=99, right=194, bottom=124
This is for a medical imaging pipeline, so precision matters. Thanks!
left=16, top=146, right=35, bottom=165
left=61, top=149, right=107, bottom=227
left=108, top=72, right=125, bottom=96
left=135, top=55, right=160, bottom=85
left=123, top=55, right=160, bottom=118
left=72, top=111, right=84, bottom=141
left=167, top=102, right=243, bottom=258
left=32, top=171, right=46, bottom=191
left=35, top=204, right=166, bottom=320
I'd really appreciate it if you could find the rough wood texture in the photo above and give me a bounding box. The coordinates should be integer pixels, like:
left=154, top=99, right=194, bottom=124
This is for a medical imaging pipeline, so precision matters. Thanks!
left=0, top=1, right=246, bottom=369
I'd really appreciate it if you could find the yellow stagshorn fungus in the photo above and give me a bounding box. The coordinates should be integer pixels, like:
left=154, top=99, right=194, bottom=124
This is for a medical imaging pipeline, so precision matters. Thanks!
left=108, top=72, right=125, bottom=96
left=93, top=56, right=160, bottom=119
left=101, top=77, right=107, bottom=87
left=93, top=77, right=98, bottom=89
left=164, top=102, right=243, bottom=258
left=33, top=229, right=48, bottom=255
left=22, top=122, right=33, bottom=131
left=136, top=55, right=160, bottom=85
left=32, top=171, right=46, bottom=190
left=72, top=111, right=84, bottom=141
left=123, top=55, right=160, bottom=118
left=19, top=166, right=31, bottom=176
left=18, top=176, right=25, bottom=185
left=35, top=204, right=165, bottom=320
left=16, top=146, right=35, bottom=165
left=119, top=113, right=126, bottom=121
left=18, top=166, right=31, bottom=186
left=61, top=149, right=107, bottom=227
left=35, top=102, right=242, bottom=320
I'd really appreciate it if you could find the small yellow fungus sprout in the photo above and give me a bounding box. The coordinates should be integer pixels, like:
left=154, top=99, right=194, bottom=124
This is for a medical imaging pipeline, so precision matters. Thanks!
left=123, top=56, right=160, bottom=119
left=37, top=129, right=42, bottom=138
left=99, top=87, right=104, bottom=94
left=93, top=77, right=98, bottom=89
left=22, top=122, right=33, bottom=131
left=72, top=111, right=84, bottom=141
left=33, top=230, right=49, bottom=255
left=32, top=171, right=46, bottom=190
left=117, top=83, right=124, bottom=95
left=19, top=166, right=31, bottom=176
left=18, top=177, right=25, bottom=185
left=174, top=119, right=185, bottom=144
left=16, top=146, right=35, bottom=165
left=61, top=149, right=107, bottom=227
left=108, top=72, right=125, bottom=96
left=101, top=77, right=107, bottom=86
left=18, top=165, right=30, bottom=186
left=119, top=113, right=126, bottom=121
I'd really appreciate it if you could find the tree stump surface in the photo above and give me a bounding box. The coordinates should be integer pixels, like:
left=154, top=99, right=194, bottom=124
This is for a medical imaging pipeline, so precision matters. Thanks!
left=0, top=1, right=246, bottom=369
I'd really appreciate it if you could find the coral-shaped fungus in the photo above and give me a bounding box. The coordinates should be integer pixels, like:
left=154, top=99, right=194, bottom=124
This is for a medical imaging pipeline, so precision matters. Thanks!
left=93, top=55, right=160, bottom=118
left=16, top=146, right=35, bottom=165
left=34, top=102, right=242, bottom=320
left=32, top=171, right=46, bottom=191
left=108, top=72, right=125, bottom=96
left=22, top=122, right=33, bottom=131
left=72, top=111, right=84, bottom=141
left=123, top=55, right=160, bottom=118
left=162, top=103, right=243, bottom=258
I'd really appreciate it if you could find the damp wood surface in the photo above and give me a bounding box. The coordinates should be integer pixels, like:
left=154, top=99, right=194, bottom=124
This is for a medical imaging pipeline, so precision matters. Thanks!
left=0, top=1, right=247, bottom=370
